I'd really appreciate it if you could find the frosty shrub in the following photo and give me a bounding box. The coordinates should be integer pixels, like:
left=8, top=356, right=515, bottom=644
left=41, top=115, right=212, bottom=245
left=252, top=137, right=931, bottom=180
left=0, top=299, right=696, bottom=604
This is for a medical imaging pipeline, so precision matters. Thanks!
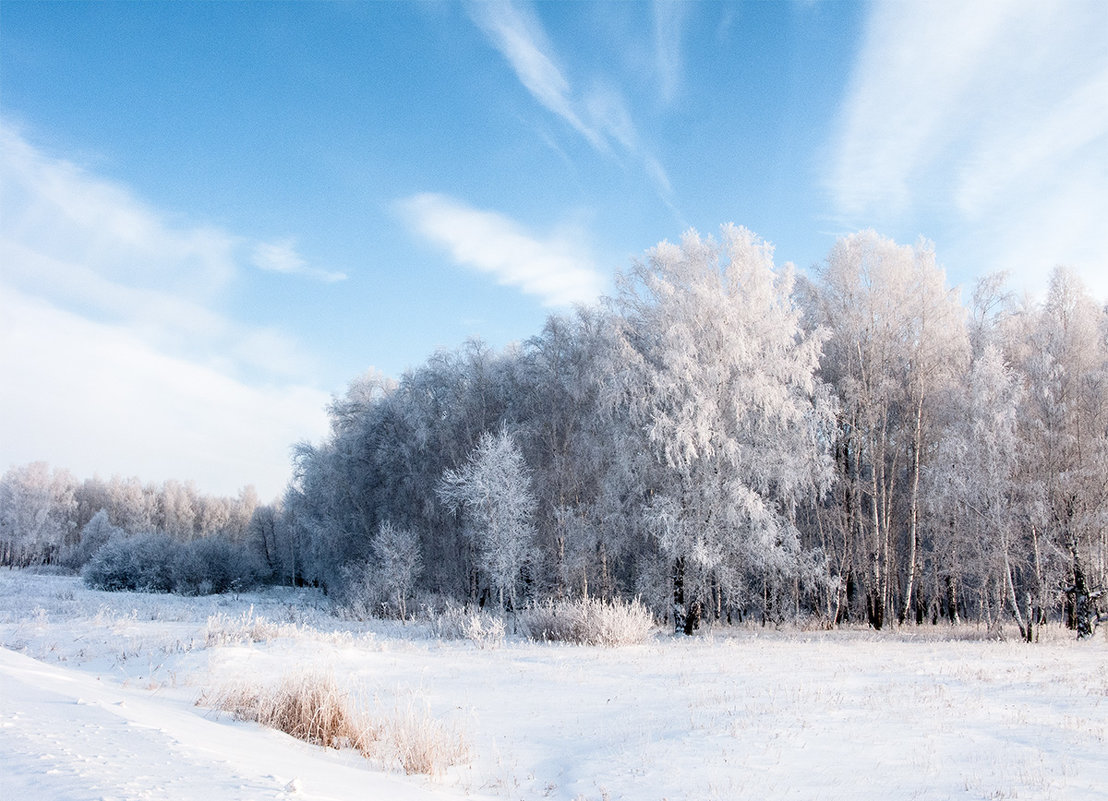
left=199, top=671, right=376, bottom=754
left=335, top=522, right=423, bottom=621
left=82, top=532, right=177, bottom=592
left=520, top=597, right=655, bottom=646
left=59, top=509, right=122, bottom=570
left=369, top=521, right=422, bottom=619
left=335, top=562, right=384, bottom=622
left=172, top=536, right=262, bottom=595
left=82, top=531, right=262, bottom=596
left=428, top=602, right=505, bottom=648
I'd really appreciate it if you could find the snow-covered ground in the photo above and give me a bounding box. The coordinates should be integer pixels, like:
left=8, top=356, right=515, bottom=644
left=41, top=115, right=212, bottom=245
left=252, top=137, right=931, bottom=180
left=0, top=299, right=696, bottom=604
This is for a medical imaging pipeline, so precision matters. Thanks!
left=1, top=571, right=1105, bottom=801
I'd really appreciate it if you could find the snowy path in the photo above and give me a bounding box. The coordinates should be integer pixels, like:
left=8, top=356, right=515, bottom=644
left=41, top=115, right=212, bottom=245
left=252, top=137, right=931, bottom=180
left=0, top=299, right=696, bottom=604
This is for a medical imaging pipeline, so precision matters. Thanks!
left=0, top=648, right=461, bottom=801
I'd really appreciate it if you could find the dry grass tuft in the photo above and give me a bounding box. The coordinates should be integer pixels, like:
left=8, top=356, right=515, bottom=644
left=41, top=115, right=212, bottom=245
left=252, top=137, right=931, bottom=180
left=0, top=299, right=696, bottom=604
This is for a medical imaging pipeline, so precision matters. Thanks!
left=198, top=671, right=467, bottom=775
left=203, top=608, right=289, bottom=647
left=198, top=671, right=375, bottom=753
left=389, top=701, right=470, bottom=776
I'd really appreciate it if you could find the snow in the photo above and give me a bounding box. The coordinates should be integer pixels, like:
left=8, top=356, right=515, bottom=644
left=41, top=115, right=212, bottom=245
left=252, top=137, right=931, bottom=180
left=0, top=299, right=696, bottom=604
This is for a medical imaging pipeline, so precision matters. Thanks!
left=2, top=571, right=1106, bottom=801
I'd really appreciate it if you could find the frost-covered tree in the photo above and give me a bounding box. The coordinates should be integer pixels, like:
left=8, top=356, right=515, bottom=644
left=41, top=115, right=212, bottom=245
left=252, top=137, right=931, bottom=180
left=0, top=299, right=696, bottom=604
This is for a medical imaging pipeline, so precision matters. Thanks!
left=0, top=462, right=77, bottom=566
left=156, top=479, right=198, bottom=540
left=1019, top=268, right=1108, bottom=637
left=369, top=521, right=423, bottom=618
left=928, top=346, right=1030, bottom=633
left=812, top=231, right=968, bottom=628
left=60, top=508, right=123, bottom=570
left=106, top=475, right=157, bottom=534
left=518, top=308, right=624, bottom=601
left=439, top=430, right=537, bottom=609
left=610, top=225, right=835, bottom=632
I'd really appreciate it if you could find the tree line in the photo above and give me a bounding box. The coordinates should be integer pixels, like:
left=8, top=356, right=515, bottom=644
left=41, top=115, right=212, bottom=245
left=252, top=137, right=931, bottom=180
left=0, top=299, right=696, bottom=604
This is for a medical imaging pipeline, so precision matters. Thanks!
left=3, top=226, right=1105, bottom=636
left=282, top=226, right=1107, bottom=637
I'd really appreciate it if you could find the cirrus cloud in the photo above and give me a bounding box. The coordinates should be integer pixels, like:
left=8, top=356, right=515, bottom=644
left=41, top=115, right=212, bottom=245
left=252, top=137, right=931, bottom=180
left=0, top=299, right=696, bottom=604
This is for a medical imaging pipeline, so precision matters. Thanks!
left=465, top=0, right=674, bottom=201
left=827, top=0, right=1108, bottom=299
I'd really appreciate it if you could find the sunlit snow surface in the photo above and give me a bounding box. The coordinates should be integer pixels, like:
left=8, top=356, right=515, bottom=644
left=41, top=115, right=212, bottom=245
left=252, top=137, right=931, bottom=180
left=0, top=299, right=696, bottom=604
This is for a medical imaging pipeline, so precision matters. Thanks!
left=1, top=572, right=1105, bottom=801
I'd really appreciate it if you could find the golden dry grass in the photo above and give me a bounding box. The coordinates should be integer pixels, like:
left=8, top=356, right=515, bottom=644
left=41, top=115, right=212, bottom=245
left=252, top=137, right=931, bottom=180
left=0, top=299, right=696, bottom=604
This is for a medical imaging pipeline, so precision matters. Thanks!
left=198, top=671, right=467, bottom=775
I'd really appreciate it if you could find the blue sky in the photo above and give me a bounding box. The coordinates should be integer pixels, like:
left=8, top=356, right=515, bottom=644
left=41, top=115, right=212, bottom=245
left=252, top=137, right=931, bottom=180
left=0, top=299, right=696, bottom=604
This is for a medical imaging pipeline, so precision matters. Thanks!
left=2, top=1, right=1105, bottom=499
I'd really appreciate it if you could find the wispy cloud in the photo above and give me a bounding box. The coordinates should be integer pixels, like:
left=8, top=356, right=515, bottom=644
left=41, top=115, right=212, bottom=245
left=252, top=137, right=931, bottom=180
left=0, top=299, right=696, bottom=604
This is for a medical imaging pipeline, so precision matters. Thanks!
left=653, top=0, right=685, bottom=105
left=0, top=125, right=332, bottom=496
left=827, top=0, right=1108, bottom=298
left=0, top=124, right=336, bottom=378
left=466, top=0, right=596, bottom=145
left=251, top=239, right=347, bottom=283
left=398, top=192, right=606, bottom=307
left=466, top=0, right=673, bottom=199
left=1, top=125, right=237, bottom=298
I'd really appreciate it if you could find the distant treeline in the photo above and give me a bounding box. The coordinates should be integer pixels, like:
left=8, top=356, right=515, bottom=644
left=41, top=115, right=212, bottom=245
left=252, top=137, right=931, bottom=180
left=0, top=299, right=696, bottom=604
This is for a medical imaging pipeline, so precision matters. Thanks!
left=0, top=465, right=261, bottom=557
left=3, top=226, right=1105, bottom=636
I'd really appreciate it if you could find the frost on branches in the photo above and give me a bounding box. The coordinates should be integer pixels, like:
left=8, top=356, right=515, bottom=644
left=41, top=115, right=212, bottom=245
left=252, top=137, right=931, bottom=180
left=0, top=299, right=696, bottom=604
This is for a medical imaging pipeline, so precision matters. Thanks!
left=610, top=225, right=835, bottom=633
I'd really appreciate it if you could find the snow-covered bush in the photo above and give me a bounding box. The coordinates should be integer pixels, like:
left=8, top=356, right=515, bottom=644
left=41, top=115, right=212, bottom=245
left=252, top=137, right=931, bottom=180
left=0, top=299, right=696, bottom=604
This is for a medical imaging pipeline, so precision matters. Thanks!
left=82, top=532, right=177, bottom=592
left=520, top=597, right=655, bottom=646
left=59, top=509, right=121, bottom=570
left=173, top=536, right=263, bottom=595
left=428, top=602, right=505, bottom=648
left=82, top=532, right=263, bottom=595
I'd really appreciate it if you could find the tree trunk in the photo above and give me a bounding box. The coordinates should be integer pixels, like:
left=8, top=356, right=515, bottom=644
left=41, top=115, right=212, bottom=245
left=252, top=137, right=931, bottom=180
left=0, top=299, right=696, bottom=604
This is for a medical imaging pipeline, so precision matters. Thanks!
left=685, top=598, right=702, bottom=635
left=900, top=396, right=924, bottom=624
left=1068, top=536, right=1094, bottom=638
left=1004, top=549, right=1029, bottom=641
left=673, top=557, right=686, bottom=634
left=869, top=467, right=884, bottom=630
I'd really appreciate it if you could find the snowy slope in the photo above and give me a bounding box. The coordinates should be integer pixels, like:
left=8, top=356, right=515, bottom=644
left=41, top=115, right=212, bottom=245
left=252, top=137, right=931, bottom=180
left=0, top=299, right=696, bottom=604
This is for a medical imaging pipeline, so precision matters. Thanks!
left=0, top=647, right=462, bottom=801
left=2, top=572, right=1106, bottom=801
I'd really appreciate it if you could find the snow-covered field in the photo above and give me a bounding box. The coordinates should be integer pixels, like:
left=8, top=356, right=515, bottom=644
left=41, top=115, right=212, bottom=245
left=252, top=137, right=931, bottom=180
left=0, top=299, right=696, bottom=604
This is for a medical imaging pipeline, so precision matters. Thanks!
left=1, top=571, right=1105, bottom=801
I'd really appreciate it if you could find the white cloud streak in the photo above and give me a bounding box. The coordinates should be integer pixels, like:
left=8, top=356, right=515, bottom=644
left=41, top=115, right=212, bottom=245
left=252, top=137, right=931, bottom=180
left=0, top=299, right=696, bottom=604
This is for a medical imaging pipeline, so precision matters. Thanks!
left=467, top=0, right=597, bottom=146
left=0, top=125, right=333, bottom=496
left=653, top=0, right=685, bottom=105
left=398, top=192, right=606, bottom=307
left=828, top=0, right=1108, bottom=298
left=251, top=239, right=347, bottom=283
left=1, top=125, right=344, bottom=291
left=466, top=0, right=673, bottom=198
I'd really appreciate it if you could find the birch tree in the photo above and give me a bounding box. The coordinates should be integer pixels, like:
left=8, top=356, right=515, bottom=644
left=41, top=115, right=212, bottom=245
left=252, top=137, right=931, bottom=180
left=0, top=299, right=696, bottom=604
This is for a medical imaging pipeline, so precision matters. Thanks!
left=611, top=225, right=835, bottom=632
left=0, top=462, right=78, bottom=566
left=928, top=346, right=1030, bottom=633
left=813, top=231, right=967, bottom=627
left=370, top=520, right=423, bottom=619
left=1020, top=268, right=1108, bottom=637
left=439, top=429, right=537, bottom=609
